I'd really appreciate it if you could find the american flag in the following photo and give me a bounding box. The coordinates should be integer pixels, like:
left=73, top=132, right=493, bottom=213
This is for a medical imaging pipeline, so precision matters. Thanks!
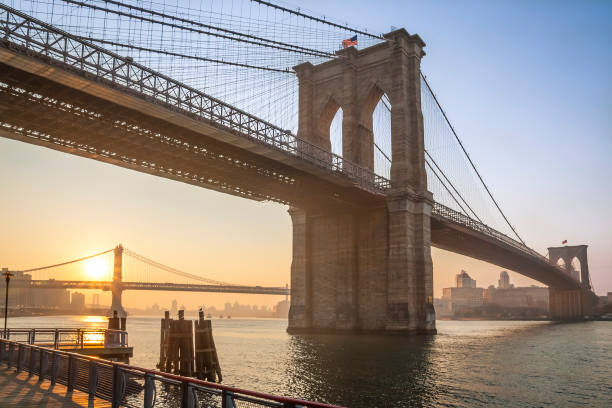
left=342, top=35, right=358, bottom=48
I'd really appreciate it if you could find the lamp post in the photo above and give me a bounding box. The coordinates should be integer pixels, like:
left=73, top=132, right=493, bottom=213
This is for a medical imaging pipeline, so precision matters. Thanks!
left=2, top=268, right=13, bottom=339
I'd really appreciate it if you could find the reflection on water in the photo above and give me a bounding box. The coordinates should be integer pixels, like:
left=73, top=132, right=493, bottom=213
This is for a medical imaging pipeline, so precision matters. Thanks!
left=79, top=315, right=108, bottom=324
left=5, top=316, right=612, bottom=407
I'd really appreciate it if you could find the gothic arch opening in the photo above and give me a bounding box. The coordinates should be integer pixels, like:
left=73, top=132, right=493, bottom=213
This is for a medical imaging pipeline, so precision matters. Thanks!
left=318, top=97, right=341, bottom=161
left=329, top=107, right=343, bottom=158
left=570, top=257, right=582, bottom=282
left=361, top=85, right=391, bottom=178
left=556, top=257, right=567, bottom=270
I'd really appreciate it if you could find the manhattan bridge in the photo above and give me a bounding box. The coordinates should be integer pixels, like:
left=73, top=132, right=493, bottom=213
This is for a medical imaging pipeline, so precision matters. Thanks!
left=0, top=0, right=598, bottom=334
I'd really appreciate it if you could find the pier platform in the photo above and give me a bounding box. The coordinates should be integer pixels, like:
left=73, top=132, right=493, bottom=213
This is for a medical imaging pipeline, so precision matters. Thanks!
left=0, top=364, right=111, bottom=407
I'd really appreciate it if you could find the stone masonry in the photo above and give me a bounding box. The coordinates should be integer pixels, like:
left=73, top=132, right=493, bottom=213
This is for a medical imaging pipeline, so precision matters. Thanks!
left=288, top=29, right=436, bottom=334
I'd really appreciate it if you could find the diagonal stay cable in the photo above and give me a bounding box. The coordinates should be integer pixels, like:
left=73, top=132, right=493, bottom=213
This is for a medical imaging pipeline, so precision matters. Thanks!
left=426, top=160, right=471, bottom=218
left=425, top=150, right=483, bottom=223
left=420, top=72, right=527, bottom=246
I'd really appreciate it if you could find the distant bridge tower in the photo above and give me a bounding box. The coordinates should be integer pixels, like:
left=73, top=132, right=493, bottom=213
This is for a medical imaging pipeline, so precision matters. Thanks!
left=109, top=244, right=126, bottom=317
left=547, top=245, right=595, bottom=319
left=288, top=29, right=435, bottom=334
left=548, top=245, right=590, bottom=287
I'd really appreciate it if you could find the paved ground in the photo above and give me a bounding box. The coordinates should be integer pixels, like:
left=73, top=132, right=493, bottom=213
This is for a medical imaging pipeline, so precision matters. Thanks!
left=0, top=364, right=111, bottom=407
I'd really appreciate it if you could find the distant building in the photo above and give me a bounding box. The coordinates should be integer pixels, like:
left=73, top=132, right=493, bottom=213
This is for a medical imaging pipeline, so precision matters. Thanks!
left=498, top=271, right=512, bottom=289
left=456, top=270, right=476, bottom=288
left=71, top=292, right=86, bottom=311
left=443, top=270, right=484, bottom=312
left=484, top=271, right=548, bottom=309
left=92, top=293, right=100, bottom=307
left=274, top=300, right=289, bottom=318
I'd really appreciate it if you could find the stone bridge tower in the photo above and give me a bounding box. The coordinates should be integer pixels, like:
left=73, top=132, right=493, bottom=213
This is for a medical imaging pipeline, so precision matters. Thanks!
left=109, top=244, right=126, bottom=317
left=288, top=29, right=436, bottom=334
left=547, top=245, right=595, bottom=319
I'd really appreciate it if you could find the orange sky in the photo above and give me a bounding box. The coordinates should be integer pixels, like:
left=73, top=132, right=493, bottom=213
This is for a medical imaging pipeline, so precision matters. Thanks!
left=0, top=138, right=552, bottom=310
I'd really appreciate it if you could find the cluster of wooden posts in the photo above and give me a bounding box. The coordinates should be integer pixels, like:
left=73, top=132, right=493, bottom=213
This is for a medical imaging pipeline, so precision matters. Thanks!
left=158, top=309, right=222, bottom=382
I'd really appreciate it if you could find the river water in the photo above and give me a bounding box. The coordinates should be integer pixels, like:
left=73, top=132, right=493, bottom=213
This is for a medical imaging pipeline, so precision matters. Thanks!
left=5, top=316, right=611, bottom=407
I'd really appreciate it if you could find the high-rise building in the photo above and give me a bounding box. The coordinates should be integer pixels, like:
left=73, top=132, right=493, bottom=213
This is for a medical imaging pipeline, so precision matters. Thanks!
left=71, top=292, right=86, bottom=311
left=455, top=270, right=476, bottom=288
left=498, top=271, right=512, bottom=289
left=92, top=293, right=100, bottom=306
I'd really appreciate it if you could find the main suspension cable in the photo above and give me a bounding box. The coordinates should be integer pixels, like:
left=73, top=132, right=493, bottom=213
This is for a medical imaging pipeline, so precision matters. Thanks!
left=78, top=37, right=295, bottom=74
left=60, top=0, right=334, bottom=58
left=18, top=248, right=114, bottom=273
left=250, top=0, right=384, bottom=40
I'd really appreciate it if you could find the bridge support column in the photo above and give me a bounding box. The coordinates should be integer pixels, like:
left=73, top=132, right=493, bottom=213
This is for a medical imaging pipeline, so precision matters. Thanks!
left=386, top=193, right=436, bottom=333
left=549, top=288, right=595, bottom=320
left=108, top=245, right=126, bottom=318
left=287, top=199, right=435, bottom=335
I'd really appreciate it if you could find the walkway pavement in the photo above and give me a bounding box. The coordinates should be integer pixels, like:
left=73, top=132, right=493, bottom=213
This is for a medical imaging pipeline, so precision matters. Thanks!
left=0, top=364, right=111, bottom=407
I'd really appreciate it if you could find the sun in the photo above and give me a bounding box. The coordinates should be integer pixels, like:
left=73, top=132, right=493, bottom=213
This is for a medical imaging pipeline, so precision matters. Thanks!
left=84, top=257, right=109, bottom=280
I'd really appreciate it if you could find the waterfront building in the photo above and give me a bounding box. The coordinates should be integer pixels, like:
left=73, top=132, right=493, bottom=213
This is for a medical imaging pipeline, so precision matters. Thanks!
left=484, top=272, right=548, bottom=309
left=456, top=270, right=477, bottom=288
left=442, top=270, right=484, bottom=312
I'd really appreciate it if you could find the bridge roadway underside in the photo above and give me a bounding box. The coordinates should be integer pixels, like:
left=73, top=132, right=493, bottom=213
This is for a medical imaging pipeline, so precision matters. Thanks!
left=430, top=216, right=580, bottom=289
left=0, top=52, right=383, bottom=212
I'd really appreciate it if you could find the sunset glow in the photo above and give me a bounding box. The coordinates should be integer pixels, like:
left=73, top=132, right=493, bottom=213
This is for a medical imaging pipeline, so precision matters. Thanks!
left=84, top=257, right=109, bottom=280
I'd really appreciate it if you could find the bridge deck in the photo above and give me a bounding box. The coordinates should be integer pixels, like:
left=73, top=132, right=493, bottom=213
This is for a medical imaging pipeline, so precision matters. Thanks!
left=0, top=364, right=111, bottom=407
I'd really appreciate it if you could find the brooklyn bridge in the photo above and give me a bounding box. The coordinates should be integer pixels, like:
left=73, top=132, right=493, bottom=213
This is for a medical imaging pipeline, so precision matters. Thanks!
left=0, top=0, right=598, bottom=334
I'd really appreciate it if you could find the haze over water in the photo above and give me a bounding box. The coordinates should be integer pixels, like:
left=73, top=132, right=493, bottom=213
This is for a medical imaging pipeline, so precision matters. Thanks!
left=7, top=316, right=611, bottom=407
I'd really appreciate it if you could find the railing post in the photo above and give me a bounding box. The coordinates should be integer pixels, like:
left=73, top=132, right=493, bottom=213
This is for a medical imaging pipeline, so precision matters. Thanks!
left=50, top=352, right=59, bottom=385
left=112, top=364, right=124, bottom=408
left=7, top=342, right=13, bottom=368
left=67, top=354, right=74, bottom=392
left=16, top=344, right=22, bottom=372
left=144, top=373, right=156, bottom=408
left=88, top=361, right=99, bottom=398
left=39, top=349, right=48, bottom=381
left=221, top=390, right=237, bottom=408
left=0, top=341, right=4, bottom=362
left=31, top=329, right=36, bottom=345
left=54, top=329, right=59, bottom=349
left=28, top=346, right=36, bottom=373
left=180, top=382, right=196, bottom=408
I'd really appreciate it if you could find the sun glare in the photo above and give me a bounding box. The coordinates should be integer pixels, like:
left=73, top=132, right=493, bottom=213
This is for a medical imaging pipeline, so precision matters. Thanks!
left=84, top=257, right=109, bottom=280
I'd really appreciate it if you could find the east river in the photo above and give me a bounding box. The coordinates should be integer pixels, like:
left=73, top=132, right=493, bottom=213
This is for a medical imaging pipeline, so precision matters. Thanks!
left=5, top=316, right=612, bottom=407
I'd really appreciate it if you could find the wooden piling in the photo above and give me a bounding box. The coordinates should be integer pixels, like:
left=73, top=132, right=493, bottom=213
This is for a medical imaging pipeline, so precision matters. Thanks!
left=157, top=311, right=171, bottom=371
left=194, top=310, right=222, bottom=382
left=158, top=309, right=221, bottom=382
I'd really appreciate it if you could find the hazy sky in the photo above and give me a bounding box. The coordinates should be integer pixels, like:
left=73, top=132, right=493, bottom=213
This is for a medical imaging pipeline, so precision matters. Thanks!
left=0, top=0, right=610, bottom=309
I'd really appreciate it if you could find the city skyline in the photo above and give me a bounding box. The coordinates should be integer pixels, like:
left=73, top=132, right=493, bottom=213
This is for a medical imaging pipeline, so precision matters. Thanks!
left=1, top=0, right=610, bottom=310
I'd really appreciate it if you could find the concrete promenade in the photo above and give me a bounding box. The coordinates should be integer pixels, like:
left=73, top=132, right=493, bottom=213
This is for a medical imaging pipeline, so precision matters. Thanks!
left=0, top=364, right=111, bottom=407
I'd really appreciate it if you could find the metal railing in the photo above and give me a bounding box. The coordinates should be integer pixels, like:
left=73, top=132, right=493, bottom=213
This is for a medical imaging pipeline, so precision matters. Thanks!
left=432, top=202, right=567, bottom=270
left=0, top=339, right=342, bottom=408
left=0, top=328, right=128, bottom=349
left=0, top=4, right=389, bottom=194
